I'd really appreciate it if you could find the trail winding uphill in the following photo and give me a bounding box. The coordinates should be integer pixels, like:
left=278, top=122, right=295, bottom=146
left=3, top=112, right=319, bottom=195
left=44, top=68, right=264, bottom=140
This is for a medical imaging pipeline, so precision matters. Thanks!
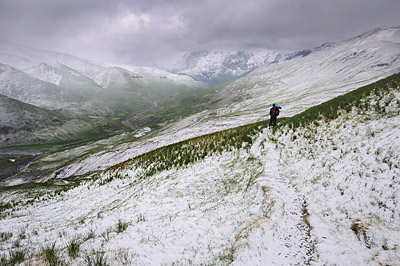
left=230, top=131, right=314, bottom=265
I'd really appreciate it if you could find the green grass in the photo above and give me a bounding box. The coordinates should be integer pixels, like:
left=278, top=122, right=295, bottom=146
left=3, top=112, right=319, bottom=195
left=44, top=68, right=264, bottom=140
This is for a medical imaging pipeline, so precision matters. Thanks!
left=0, top=115, right=127, bottom=185
left=42, top=242, right=62, bottom=266
left=67, top=238, right=81, bottom=258
left=0, top=154, right=41, bottom=182
left=1, top=117, right=127, bottom=151
left=6, top=249, right=26, bottom=265
left=115, top=220, right=129, bottom=234
left=0, top=231, right=13, bottom=242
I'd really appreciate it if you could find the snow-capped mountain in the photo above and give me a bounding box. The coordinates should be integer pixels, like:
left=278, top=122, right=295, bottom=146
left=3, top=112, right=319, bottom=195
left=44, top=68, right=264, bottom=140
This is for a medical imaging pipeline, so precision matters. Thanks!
left=0, top=40, right=205, bottom=116
left=170, top=50, right=283, bottom=83
left=215, top=26, right=400, bottom=119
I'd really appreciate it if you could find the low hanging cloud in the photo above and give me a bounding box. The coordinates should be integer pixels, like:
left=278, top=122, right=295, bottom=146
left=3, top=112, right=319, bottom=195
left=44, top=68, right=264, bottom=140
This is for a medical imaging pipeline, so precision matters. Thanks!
left=0, top=0, right=399, bottom=67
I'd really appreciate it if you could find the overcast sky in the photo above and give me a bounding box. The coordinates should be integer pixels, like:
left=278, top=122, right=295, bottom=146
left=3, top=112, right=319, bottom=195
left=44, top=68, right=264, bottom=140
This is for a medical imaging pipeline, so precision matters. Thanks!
left=0, top=0, right=399, bottom=67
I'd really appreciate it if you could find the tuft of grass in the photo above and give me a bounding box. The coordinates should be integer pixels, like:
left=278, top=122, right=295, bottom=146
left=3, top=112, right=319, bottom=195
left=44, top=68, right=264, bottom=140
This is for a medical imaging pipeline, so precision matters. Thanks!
left=18, top=229, right=26, bottom=240
left=136, top=214, right=146, bottom=223
left=115, top=220, right=129, bottom=234
left=101, top=228, right=113, bottom=242
left=12, top=239, right=21, bottom=248
left=42, top=242, right=61, bottom=266
left=66, top=238, right=81, bottom=258
left=84, top=229, right=96, bottom=242
left=0, top=253, right=7, bottom=265
left=85, top=252, right=109, bottom=266
left=7, top=249, right=26, bottom=265
left=0, top=231, right=13, bottom=242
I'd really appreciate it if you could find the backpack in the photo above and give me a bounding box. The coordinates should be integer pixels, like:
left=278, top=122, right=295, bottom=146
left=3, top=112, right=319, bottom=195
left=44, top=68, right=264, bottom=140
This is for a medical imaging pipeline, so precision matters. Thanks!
left=271, top=107, right=279, bottom=116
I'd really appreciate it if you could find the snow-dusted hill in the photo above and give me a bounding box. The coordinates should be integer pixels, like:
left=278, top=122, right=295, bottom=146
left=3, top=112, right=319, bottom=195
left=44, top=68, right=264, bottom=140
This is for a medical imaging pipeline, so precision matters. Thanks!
left=0, top=40, right=205, bottom=116
left=215, top=26, right=400, bottom=119
left=0, top=75, right=399, bottom=265
left=170, top=50, right=283, bottom=83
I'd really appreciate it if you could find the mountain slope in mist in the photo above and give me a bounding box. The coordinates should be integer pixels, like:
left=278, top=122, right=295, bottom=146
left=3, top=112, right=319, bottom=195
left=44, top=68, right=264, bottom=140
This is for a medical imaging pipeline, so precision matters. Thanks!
left=170, top=50, right=282, bottom=83
left=0, top=40, right=205, bottom=117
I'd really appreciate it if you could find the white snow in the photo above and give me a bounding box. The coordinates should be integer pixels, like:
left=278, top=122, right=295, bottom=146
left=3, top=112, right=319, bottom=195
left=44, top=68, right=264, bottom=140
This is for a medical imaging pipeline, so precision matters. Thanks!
left=24, top=63, right=62, bottom=85
left=277, top=113, right=400, bottom=264
left=134, top=127, right=151, bottom=138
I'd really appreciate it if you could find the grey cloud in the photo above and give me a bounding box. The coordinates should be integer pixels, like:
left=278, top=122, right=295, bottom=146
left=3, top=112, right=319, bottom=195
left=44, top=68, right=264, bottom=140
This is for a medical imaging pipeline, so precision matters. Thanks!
left=0, top=0, right=399, bottom=67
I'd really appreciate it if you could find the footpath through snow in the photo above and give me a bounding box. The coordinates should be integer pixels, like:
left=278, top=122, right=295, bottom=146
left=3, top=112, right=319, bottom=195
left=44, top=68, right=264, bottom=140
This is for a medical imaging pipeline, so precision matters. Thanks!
left=231, top=131, right=314, bottom=264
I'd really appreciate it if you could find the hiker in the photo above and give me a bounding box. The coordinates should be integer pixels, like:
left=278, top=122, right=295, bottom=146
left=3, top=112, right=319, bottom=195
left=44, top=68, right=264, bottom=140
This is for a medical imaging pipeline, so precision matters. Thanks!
left=269, top=103, right=282, bottom=128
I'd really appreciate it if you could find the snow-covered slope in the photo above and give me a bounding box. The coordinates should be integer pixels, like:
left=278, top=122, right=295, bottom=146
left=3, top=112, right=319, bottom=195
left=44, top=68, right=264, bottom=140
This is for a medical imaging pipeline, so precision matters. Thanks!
left=0, top=76, right=398, bottom=265
left=216, top=26, right=400, bottom=120
left=170, top=50, right=282, bottom=83
left=0, top=40, right=205, bottom=116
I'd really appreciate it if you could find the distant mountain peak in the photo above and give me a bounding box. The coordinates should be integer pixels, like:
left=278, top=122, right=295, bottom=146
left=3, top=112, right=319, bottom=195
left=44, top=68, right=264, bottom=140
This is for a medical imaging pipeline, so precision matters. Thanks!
left=170, top=49, right=283, bottom=84
left=348, top=25, right=400, bottom=43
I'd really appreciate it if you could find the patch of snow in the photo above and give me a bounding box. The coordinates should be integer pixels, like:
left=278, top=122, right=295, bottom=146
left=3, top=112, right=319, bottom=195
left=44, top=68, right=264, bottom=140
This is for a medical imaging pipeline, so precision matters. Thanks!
left=134, top=127, right=151, bottom=138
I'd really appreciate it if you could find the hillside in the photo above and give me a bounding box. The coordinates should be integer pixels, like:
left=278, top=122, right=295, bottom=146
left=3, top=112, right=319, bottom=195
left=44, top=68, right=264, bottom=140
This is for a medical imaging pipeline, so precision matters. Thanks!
left=0, top=93, right=127, bottom=183
left=214, top=26, right=400, bottom=119
left=0, top=73, right=399, bottom=265
left=0, top=40, right=206, bottom=117
left=0, top=94, right=124, bottom=147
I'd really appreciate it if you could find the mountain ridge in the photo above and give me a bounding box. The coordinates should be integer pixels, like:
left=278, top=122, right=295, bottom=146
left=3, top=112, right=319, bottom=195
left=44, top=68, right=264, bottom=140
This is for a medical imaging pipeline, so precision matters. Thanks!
left=170, top=49, right=283, bottom=83
left=0, top=40, right=206, bottom=117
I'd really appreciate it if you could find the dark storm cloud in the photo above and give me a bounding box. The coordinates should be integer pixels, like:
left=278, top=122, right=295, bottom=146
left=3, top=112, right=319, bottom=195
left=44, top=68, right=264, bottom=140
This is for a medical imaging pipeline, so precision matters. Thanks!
left=0, top=0, right=399, bottom=67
